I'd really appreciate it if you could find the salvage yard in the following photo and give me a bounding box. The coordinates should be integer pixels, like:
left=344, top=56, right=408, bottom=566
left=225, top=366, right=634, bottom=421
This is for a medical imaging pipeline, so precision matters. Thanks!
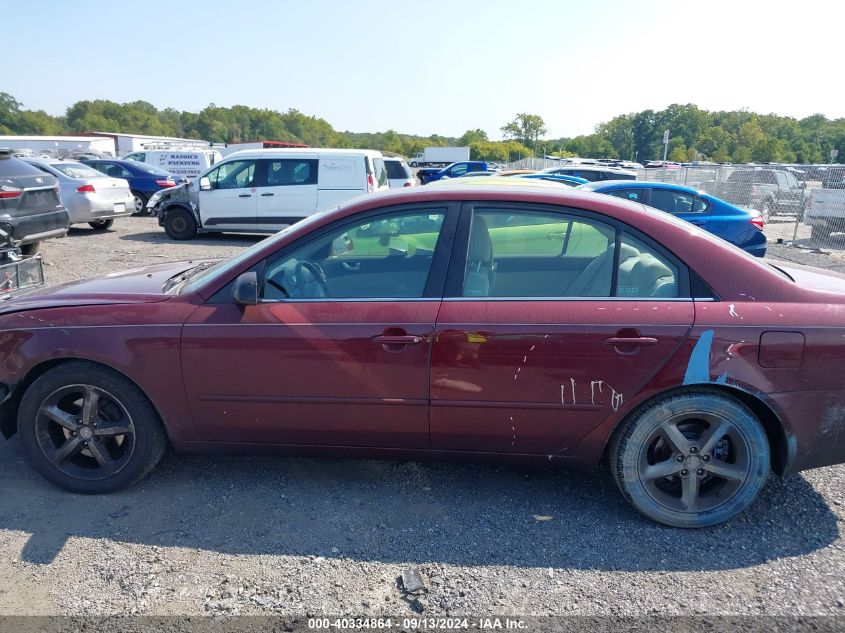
left=0, top=217, right=843, bottom=619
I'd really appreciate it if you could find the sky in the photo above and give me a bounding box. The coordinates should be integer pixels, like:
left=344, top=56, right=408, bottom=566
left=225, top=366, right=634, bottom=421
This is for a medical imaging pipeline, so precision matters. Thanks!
left=3, top=0, right=844, bottom=140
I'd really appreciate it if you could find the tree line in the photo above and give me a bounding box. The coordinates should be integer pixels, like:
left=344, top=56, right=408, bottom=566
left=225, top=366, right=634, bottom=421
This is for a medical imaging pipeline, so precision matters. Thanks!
left=0, top=93, right=842, bottom=164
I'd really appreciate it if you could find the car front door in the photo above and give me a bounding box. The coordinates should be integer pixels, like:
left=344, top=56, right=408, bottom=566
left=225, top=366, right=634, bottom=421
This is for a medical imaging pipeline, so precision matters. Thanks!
left=198, top=159, right=258, bottom=231
left=181, top=204, right=458, bottom=448
left=256, top=157, right=319, bottom=231
left=429, top=203, right=694, bottom=456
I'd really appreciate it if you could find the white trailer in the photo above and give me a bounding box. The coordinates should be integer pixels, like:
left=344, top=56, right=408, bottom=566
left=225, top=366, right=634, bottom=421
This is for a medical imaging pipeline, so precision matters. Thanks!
left=0, top=135, right=115, bottom=158
left=409, top=146, right=470, bottom=168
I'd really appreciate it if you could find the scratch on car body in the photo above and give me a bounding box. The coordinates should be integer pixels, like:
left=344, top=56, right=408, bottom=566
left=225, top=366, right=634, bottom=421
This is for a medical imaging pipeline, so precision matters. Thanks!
left=729, top=304, right=740, bottom=318
left=591, top=380, right=604, bottom=405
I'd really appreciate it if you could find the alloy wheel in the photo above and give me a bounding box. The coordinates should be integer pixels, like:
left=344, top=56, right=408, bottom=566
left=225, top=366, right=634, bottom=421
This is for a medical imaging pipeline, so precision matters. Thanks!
left=35, top=384, right=136, bottom=481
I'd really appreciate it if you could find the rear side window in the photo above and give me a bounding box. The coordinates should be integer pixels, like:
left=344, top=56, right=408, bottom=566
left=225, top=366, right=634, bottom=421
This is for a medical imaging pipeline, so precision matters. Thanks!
left=264, top=159, right=318, bottom=186
left=617, top=232, right=679, bottom=298
left=649, top=190, right=709, bottom=214
left=606, top=188, right=645, bottom=202
left=0, top=157, right=46, bottom=178
left=385, top=160, right=411, bottom=179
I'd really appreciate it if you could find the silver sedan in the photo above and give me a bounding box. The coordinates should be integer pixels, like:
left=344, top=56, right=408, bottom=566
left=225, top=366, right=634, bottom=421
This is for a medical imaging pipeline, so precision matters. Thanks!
left=23, top=159, right=134, bottom=229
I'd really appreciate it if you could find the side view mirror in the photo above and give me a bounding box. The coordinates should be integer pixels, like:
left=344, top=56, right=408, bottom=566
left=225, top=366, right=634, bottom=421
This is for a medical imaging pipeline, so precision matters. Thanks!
left=199, top=176, right=211, bottom=191
left=232, top=271, right=258, bottom=306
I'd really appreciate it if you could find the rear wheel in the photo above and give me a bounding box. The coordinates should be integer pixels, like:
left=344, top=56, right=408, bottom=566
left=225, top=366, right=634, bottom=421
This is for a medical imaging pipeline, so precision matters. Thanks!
left=163, top=207, right=197, bottom=241
left=760, top=201, right=773, bottom=222
left=611, top=389, right=769, bottom=528
left=130, top=190, right=147, bottom=214
left=88, top=219, right=114, bottom=231
left=18, top=361, right=167, bottom=494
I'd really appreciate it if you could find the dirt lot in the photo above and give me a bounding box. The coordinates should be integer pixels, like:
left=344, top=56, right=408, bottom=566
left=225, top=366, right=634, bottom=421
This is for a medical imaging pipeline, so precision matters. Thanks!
left=0, top=217, right=844, bottom=622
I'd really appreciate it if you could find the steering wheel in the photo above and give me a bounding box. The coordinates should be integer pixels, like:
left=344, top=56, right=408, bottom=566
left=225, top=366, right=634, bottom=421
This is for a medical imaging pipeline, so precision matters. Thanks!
left=295, top=260, right=331, bottom=298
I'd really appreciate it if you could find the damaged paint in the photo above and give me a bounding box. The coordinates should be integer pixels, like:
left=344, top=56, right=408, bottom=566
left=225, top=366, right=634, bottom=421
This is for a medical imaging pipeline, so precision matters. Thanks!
left=683, top=329, right=731, bottom=386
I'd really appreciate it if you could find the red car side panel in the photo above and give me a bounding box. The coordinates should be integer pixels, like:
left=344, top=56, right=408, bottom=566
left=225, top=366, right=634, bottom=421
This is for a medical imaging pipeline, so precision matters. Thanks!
left=0, top=300, right=198, bottom=442
left=430, top=300, right=694, bottom=457
left=181, top=300, right=439, bottom=448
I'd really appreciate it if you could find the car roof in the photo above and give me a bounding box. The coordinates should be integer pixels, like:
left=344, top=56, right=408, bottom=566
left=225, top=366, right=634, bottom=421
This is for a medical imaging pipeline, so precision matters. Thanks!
left=581, top=180, right=703, bottom=195
left=222, top=148, right=383, bottom=160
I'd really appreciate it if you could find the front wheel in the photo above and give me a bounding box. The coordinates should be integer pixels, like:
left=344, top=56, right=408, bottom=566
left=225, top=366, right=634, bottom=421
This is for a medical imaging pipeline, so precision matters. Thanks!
left=18, top=361, right=167, bottom=493
left=89, top=219, right=114, bottom=230
left=163, top=207, right=197, bottom=240
left=611, top=389, right=769, bottom=528
left=410, top=161, right=418, bottom=168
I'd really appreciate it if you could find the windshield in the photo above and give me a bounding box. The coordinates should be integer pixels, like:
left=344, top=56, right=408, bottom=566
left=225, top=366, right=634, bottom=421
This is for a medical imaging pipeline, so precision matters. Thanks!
left=175, top=213, right=331, bottom=294
left=51, top=162, right=103, bottom=178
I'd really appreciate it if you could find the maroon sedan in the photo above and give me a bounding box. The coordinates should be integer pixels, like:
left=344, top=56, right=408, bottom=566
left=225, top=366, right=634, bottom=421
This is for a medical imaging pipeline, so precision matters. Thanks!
left=1, top=183, right=843, bottom=528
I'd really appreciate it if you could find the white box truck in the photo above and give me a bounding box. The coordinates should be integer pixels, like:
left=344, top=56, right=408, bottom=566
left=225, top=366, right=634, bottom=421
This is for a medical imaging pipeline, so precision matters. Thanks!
left=409, top=146, right=470, bottom=168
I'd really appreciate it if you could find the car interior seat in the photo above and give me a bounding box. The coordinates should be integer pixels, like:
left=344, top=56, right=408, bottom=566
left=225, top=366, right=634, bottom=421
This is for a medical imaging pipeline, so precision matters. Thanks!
left=463, top=215, right=495, bottom=297
left=565, top=243, right=639, bottom=297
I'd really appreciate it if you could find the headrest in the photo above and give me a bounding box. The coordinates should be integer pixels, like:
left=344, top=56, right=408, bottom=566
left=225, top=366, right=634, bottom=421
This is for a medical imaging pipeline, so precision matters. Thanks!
left=468, top=215, right=492, bottom=263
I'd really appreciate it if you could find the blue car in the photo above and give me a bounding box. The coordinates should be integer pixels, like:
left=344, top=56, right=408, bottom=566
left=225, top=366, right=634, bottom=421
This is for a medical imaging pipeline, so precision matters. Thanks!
left=577, top=180, right=767, bottom=257
left=520, top=173, right=588, bottom=187
left=81, top=159, right=185, bottom=214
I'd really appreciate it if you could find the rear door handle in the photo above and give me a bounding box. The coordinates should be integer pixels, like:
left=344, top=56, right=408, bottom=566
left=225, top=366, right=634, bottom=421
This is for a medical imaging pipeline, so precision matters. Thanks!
left=238, top=194, right=252, bottom=198
left=261, top=192, right=274, bottom=197
left=604, top=336, right=658, bottom=347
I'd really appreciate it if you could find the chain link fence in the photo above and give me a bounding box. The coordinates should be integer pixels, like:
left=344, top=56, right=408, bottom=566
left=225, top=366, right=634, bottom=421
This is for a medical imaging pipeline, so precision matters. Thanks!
left=505, top=159, right=845, bottom=269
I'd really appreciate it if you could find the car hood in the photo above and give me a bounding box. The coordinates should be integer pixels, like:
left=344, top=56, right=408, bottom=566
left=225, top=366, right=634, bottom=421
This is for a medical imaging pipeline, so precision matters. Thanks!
left=0, top=260, right=205, bottom=315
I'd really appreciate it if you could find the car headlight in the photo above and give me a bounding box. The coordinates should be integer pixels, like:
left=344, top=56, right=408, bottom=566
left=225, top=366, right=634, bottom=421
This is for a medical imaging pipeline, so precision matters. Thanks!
left=147, top=191, right=163, bottom=206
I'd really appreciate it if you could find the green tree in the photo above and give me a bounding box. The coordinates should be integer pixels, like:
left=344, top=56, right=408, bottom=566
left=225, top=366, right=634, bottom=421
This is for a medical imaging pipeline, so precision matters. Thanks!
left=501, top=113, right=547, bottom=150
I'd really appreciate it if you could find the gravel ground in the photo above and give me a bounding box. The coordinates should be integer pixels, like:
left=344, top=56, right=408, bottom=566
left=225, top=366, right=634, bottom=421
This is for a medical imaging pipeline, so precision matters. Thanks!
left=0, top=216, right=843, bottom=622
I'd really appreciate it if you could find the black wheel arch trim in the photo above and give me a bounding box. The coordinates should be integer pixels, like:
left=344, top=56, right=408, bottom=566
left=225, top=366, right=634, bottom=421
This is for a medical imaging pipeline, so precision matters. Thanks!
left=600, top=382, right=794, bottom=477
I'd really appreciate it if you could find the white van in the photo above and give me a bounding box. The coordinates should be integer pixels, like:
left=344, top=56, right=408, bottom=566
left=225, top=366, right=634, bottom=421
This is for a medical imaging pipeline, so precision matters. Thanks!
left=122, top=147, right=222, bottom=178
left=153, top=148, right=390, bottom=240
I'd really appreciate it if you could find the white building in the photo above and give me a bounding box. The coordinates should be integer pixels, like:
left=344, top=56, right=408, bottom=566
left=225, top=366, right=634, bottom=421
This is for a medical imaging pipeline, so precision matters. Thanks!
left=0, top=135, right=116, bottom=157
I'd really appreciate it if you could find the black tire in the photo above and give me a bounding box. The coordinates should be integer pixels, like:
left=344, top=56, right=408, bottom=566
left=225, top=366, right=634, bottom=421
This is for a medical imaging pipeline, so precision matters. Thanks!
left=410, top=161, right=418, bottom=168
left=19, top=242, right=39, bottom=257
left=130, top=190, right=147, bottom=214
left=88, top=219, right=114, bottom=231
left=163, top=207, right=197, bottom=241
left=18, top=361, right=167, bottom=494
left=811, top=223, right=828, bottom=244
left=611, top=388, right=769, bottom=528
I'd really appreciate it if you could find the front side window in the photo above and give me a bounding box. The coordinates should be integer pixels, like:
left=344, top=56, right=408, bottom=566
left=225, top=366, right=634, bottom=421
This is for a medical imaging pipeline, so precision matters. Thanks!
left=261, top=210, right=446, bottom=300
left=264, top=159, right=318, bottom=186
left=449, top=164, right=468, bottom=177
left=207, top=160, right=256, bottom=190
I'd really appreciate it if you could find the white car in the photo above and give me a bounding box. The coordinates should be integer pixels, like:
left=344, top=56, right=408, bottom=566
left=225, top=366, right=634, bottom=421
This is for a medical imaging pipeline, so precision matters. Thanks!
left=154, top=148, right=390, bottom=240
left=384, top=157, right=416, bottom=188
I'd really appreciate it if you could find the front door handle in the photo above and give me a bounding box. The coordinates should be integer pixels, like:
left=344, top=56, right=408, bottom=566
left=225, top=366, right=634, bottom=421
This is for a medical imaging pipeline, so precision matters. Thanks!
left=261, top=192, right=274, bottom=197
left=373, top=335, right=423, bottom=345
left=604, top=336, right=658, bottom=347
left=238, top=193, right=252, bottom=198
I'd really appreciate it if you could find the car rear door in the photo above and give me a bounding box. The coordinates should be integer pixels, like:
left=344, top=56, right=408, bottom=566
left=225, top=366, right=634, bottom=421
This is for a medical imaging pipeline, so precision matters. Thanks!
left=256, top=156, right=319, bottom=231
left=181, top=203, right=459, bottom=448
left=430, top=202, right=694, bottom=457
